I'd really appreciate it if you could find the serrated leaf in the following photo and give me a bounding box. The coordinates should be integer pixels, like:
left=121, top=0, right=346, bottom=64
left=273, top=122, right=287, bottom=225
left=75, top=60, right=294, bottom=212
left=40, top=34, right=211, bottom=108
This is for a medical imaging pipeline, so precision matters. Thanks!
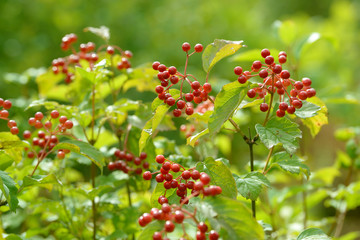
left=209, top=81, right=249, bottom=133
left=196, top=157, right=237, bottom=199
left=22, top=174, right=61, bottom=191
left=294, top=101, right=321, bottom=118
left=84, top=26, right=110, bottom=41
left=204, top=196, right=264, bottom=240
left=0, top=151, right=15, bottom=170
left=302, top=97, right=328, bottom=137
left=53, top=140, right=105, bottom=172
left=203, top=39, right=244, bottom=73
left=235, top=172, right=270, bottom=201
left=76, top=66, right=96, bottom=83
left=0, top=170, right=18, bottom=212
left=271, top=152, right=310, bottom=179
left=0, top=132, right=29, bottom=149
left=25, top=99, right=59, bottom=111
left=297, top=228, right=330, bottom=240
left=187, top=128, right=209, bottom=147
left=255, top=117, right=302, bottom=154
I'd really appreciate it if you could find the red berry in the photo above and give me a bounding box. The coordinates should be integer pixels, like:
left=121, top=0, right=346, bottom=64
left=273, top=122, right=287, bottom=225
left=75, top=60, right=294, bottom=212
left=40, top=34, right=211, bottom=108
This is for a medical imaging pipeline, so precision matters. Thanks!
left=155, top=85, right=164, bottom=94
left=143, top=171, right=152, bottom=180
left=158, top=64, right=167, bottom=72
left=64, top=120, right=73, bottom=129
left=7, top=120, right=17, bottom=128
left=162, top=162, right=171, bottom=171
left=185, top=93, right=194, bottom=102
left=203, top=83, right=212, bottom=93
left=279, top=102, right=288, bottom=111
left=166, top=97, right=176, bottom=106
left=209, top=230, right=220, bottom=240
left=57, top=150, right=65, bottom=159
left=51, top=110, right=59, bottom=119
left=182, top=42, right=191, bottom=52
left=191, top=170, right=201, bottom=180
left=294, top=81, right=303, bottom=90
left=298, top=91, right=308, bottom=100
left=247, top=89, right=256, bottom=98
left=265, top=55, right=274, bottom=65
left=273, top=64, right=282, bottom=74
left=287, top=106, right=296, bottom=114
left=234, top=66, right=243, bottom=75
left=292, top=99, right=303, bottom=109
left=170, top=75, right=179, bottom=84
left=34, top=112, right=44, bottom=120
left=260, top=103, right=269, bottom=112
left=194, top=43, right=203, bottom=52
left=34, top=120, right=43, bottom=129
left=237, top=75, right=247, bottom=84
left=200, top=173, right=211, bottom=185
left=59, top=116, right=67, bottom=124
left=191, top=81, right=201, bottom=90
left=186, top=181, right=195, bottom=189
left=182, top=170, right=191, bottom=179
left=196, top=231, right=206, bottom=240
left=176, top=100, right=186, bottom=109
left=156, top=155, right=165, bottom=164
left=302, top=77, right=312, bottom=86
left=168, top=66, right=177, bottom=75
left=306, top=88, right=316, bottom=98
left=259, top=69, right=268, bottom=78
left=153, top=232, right=162, bottom=240
left=261, top=49, right=271, bottom=58
left=197, top=222, right=208, bottom=233
left=173, top=109, right=182, bottom=117
left=174, top=210, right=184, bottom=223
left=10, top=127, right=19, bottom=135
left=164, top=221, right=175, bottom=232
left=23, top=130, right=31, bottom=139
left=276, top=109, right=285, bottom=117
left=194, top=181, right=204, bottom=191
left=155, top=174, right=164, bottom=182
left=280, top=70, right=290, bottom=79
left=185, top=107, right=194, bottom=116
left=152, top=61, right=160, bottom=70
left=252, top=60, right=262, bottom=70
left=162, top=71, right=170, bottom=79
left=171, top=163, right=180, bottom=172
left=0, top=110, right=9, bottom=118
left=278, top=55, right=287, bottom=64
left=279, top=51, right=287, bottom=57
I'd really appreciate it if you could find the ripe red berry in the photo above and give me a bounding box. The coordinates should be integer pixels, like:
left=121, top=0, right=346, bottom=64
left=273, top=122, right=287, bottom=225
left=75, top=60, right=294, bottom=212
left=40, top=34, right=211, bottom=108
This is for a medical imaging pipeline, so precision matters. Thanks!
left=209, top=230, right=220, bottom=240
left=278, top=55, right=287, bottom=64
left=191, top=81, right=201, bottom=90
left=57, top=150, right=65, bottom=159
left=259, top=69, right=268, bottom=78
left=64, top=120, right=73, bottom=129
left=276, top=109, right=286, bottom=117
left=306, top=88, right=316, bottom=98
left=0, top=110, right=9, bottom=118
left=155, top=85, right=164, bottom=94
left=265, top=55, right=274, bottom=65
left=152, top=61, right=160, bottom=70
left=34, top=112, right=44, bottom=120
left=164, top=221, right=175, bottom=232
left=153, top=232, right=163, bottom=240
left=182, top=42, right=191, bottom=52
left=273, top=64, right=282, bottom=74
left=261, top=49, right=271, bottom=58
left=196, top=231, right=206, bottom=240
left=294, top=81, right=303, bottom=90
left=10, top=127, right=19, bottom=135
left=166, top=97, right=176, bottom=106
left=168, top=66, right=177, bottom=75
left=34, top=120, right=43, bottom=129
left=23, top=130, right=31, bottom=139
left=287, top=106, right=296, bottom=114
left=156, top=155, right=165, bottom=164
left=59, top=116, right=67, bottom=124
left=171, top=163, right=180, bottom=172
left=302, top=77, right=312, bottom=86
left=176, top=100, right=186, bottom=109
left=237, top=75, right=247, bottom=84
left=200, top=173, right=211, bottom=185
left=182, top=170, right=191, bottom=179
left=252, top=60, right=262, bottom=70
left=194, top=181, right=204, bottom=191
left=185, top=107, right=194, bottom=116
left=298, top=91, right=308, bottom=100
left=197, top=222, right=208, bottom=233
left=279, top=102, right=288, bottom=111
left=191, top=170, right=201, bottom=180
left=155, top=174, right=164, bottom=182
left=234, top=66, right=243, bottom=75
left=158, top=64, right=167, bottom=72
left=185, top=93, right=194, bottom=102
left=162, top=71, right=170, bottom=79
left=173, top=109, right=181, bottom=117
left=260, top=103, right=269, bottom=112
left=280, top=70, right=290, bottom=79
left=203, top=83, right=212, bottom=93
left=50, top=110, right=59, bottom=119
left=143, top=171, right=152, bottom=180
left=279, top=51, right=287, bottom=57
left=170, top=75, right=179, bottom=84
left=194, top=43, right=203, bottom=52
left=174, top=210, right=184, bottom=223
left=247, top=89, right=256, bottom=98
left=292, top=99, right=303, bottom=109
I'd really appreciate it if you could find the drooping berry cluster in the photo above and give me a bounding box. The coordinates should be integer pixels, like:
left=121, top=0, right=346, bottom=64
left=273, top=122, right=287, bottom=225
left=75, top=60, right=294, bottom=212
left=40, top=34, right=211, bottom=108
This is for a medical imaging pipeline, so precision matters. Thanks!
left=234, top=49, right=316, bottom=117
left=0, top=98, right=18, bottom=135
left=153, top=42, right=213, bottom=117
left=143, top=155, right=222, bottom=205
left=107, top=150, right=149, bottom=175
left=139, top=204, right=219, bottom=240
left=23, top=110, right=73, bottom=160
left=52, top=33, right=133, bottom=84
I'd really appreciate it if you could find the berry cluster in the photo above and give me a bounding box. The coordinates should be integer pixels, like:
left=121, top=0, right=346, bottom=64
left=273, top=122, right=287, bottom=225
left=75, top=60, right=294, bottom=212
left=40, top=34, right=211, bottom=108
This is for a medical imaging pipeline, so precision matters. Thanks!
left=107, top=150, right=149, bottom=175
left=139, top=204, right=219, bottom=240
left=52, top=33, right=133, bottom=84
left=23, top=110, right=73, bottom=160
left=0, top=98, right=18, bottom=135
left=153, top=42, right=213, bottom=117
left=143, top=155, right=222, bottom=204
left=234, top=49, right=316, bottom=117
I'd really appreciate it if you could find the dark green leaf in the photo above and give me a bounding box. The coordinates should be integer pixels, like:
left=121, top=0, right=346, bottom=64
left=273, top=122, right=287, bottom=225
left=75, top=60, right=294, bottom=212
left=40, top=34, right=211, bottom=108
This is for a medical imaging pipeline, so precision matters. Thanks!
left=271, top=152, right=310, bottom=179
left=297, top=228, right=330, bottom=240
left=202, top=39, right=244, bottom=73
left=235, top=172, right=270, bottom=201
left=255, top=117, right=302, bottom=154
left=205, top=196, right=264, bottom=240
left=0, top=170, right=18, bottom=212
left=294, top=101, right=321, bottom=119
left=196, top=157, right=237, bottom=199
left=53, top=140, right=105, bottom=172
left=209, top=81, right=249, bottom=134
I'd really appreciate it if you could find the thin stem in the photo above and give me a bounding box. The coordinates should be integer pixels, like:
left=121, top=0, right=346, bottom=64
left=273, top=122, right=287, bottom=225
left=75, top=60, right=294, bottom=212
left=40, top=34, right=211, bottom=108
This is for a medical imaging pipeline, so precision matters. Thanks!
left=248, top=128, right=256, bottom=218
left=126, top=181, right=135, bottom=240
left=263, top=74, right=275, bottom=126
left=91, top=162, right=97, bottom=240
left=262, top=147, right=274, bottom=174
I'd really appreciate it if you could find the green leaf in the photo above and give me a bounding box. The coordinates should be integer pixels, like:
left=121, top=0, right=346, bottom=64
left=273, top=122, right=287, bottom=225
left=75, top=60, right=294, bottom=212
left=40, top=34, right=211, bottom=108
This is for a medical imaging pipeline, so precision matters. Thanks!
left=276, top=20, right=297, bottom=45
left=196, top=157, right=237, bottom=199
left=25, top=99, right=60, bottom=111
left=139, top=120, right=152, bottom=154
left=294, top=101, right=321, bottom=119
left=202, top=39, right=244, bottom=73
left=88, top=185, right=113, bottom=200
left=36, top=70, right=65, bottom=99
left=235, top=172, right=270, bottom=201
left=187, top=128, right=209, bottom=147
left=137, top=221, right=163, bottom=240
left=22, top=174, right=61, bottom=190
left=255, top=117, right=302, bottom=154
left=76, top=66, right=96, bottom=83
left=302, top=97, right=328, bottom=137
left=205, top=196, right=264, bottom=240
left=53, top=140, right=105, bottom=172
left=0, top=132, right=28, bottom=149
left=271, top=152, right=310, bottom=179
left=84, top=25, right=110, bottom=41
left=0, top=151, right=15, bottom=170
left=150, top=182, right=177, bottom=208
left=209, top=81, right=249, bottom=133
left=230, top=48, right=279, bottom=62
left=0, top=170, right=18, bottom=212
left=297, top=228, right=330, bottom=240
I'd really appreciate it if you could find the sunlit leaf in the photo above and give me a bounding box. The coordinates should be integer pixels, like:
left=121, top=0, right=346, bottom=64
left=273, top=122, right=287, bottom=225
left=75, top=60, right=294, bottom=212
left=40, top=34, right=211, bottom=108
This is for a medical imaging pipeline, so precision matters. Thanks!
left=302, top=97, right=328, bottom=137
left=296, top=228, right=330, bottom=240
left=235, top=172, right=270, bottom=201
left=0, top=170, right=18, bottom=212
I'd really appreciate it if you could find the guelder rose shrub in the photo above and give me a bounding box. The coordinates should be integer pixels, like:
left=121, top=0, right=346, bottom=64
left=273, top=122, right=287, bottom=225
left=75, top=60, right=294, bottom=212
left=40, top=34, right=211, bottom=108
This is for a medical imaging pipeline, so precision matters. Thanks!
left=0, top=27, right=337, bottom=240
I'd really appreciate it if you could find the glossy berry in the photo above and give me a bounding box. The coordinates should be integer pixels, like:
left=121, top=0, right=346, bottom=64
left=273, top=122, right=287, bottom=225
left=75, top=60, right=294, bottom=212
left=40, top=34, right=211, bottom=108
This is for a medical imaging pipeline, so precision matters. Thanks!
left=57, top=150, right=65, bottom=159
left=191, top=81, right=201, bottom=90
left=143, top=171, right=152, bottom=180
left=64, top=120, right=73, bottom=129
left=194, top=43, right=203, bottom=52
left=153, top=232, right=162, bottom=240
left=182, top=170, right=191, bottom=179
left=156, top=155, right=165, bottom=164
left=259, top=69, right=268, bottom=78
left=197, top=222, right=208, bottom=233
left=276, top=109, right=286, bottom=117
left=10, top=127, right=19, bottom=135
left=185, top=107, right=194, bottom=115
left=176, top=100, right=186, bottom=109
left=237, top=75, right=247, bottom=84
left=252, top=60, right=262, bottom=70
left=152, top=61, right=160, bottom=70
left=247, top=89, right=256, bottom=98
left=34, top=112, right=44, bottom=120
left=200, top=173, right=211, bottom=185
left=260, top=103, right=269, bottom=112
left=174, top=210, right=184, bottom=223
left=261, top=49, right=271, bottom=58
left=280, top=70, right=290, bottom=79
left=51, top=110, right=59, bottom=118
left=234, top=66, right=243, bottom=75
left=164, top=220, right=175, bottom=232
left=209, top=230, right=220, bottom=240
left=182, top=42, right=191, bottom=52
left=265, top=55, right=274, bottom=65
left=203, top=83, right=212, bottom=93
left=279, top=102, right=288, bottom=111
left=166, top=97, right=175, bottom=106
left=173, top=109, right=182, bottom=117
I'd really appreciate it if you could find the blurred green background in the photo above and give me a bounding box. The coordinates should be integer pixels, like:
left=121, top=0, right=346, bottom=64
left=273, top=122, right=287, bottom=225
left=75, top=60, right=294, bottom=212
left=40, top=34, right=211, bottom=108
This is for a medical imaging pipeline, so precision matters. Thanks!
left=0, top=0, right=360, bottom=235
